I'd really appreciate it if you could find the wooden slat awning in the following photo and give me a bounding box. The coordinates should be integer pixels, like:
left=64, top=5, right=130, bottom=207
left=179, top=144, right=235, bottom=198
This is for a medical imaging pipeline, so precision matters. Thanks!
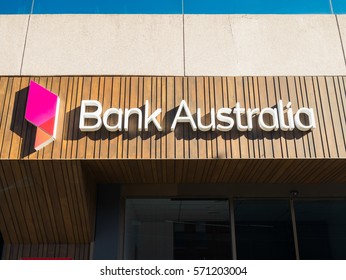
left=0, top=76, right=345, bottom=160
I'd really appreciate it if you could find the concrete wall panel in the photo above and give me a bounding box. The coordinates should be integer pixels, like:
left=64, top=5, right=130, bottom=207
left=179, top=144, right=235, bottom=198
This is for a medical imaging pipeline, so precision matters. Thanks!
left=0, top=15, right=28, bottom=75
left=2, top=14, right=346, bottom=76
left=336, top=15, right=346, bottom=65
left=21, top=15, right=184, bottom=76
left=185, top=15, right=346, bottom=76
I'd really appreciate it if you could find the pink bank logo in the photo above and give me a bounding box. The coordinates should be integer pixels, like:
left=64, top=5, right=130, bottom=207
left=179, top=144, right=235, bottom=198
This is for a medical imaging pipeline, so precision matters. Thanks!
left=25, top=81, right=60, bottom=151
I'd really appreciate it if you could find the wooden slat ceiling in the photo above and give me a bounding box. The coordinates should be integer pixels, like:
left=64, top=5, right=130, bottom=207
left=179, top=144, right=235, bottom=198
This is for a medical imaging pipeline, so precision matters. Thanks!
left=0, top=160, right=96, bottom=244
left=0, top=76, right=345, bottom=160
left=84, top=159, right=346, bottom=185
left=1, top=243, right=90, bottom=260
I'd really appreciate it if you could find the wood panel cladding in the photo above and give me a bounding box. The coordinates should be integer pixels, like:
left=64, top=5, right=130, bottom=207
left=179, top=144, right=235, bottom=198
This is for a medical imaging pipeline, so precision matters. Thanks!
left=0, top=76, right=345, bottom=160
left=0, top=160, right=96, bottom=244
left=2, top=243, right=90, bottom=260
left=84, top=159, right=346, bottom=185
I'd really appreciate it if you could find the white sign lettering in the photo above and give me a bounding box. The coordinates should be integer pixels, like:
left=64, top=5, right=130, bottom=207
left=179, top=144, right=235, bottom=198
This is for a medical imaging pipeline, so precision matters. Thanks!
left=79, top=100, right=316, bottom=133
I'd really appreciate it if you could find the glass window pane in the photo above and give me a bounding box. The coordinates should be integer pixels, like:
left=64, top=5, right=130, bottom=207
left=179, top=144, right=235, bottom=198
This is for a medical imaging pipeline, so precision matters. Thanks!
left=184, top=0, right=332, bottom=14
left=234, top=200, right=296, bottom=260
left=124, top=199, right=232, bottom=260
left=0, top=232, right=3, bottom=260
left=33, top=0, right=182, bottom=14
left=294, top=200, right=346, bottom=260
left=0, top=0, right=32, bottom=14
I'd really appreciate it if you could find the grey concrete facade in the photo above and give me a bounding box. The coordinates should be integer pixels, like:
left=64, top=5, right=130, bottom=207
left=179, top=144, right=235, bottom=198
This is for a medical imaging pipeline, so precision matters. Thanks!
left=0, top=15, right=28, bottom=75
left=22, top=15, right=184, bottom=76
left=1, top=14, right=346, bottom=76
left=184, top=15, right=346, bottom=76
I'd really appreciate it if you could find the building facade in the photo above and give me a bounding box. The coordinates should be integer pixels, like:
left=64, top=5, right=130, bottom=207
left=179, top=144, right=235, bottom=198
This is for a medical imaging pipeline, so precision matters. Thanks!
left=0, top=0, right=345, bottom=260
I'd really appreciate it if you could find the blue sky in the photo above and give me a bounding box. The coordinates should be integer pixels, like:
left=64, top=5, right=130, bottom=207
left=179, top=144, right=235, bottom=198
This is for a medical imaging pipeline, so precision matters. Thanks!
left=1, top=0, right=345, bottom=14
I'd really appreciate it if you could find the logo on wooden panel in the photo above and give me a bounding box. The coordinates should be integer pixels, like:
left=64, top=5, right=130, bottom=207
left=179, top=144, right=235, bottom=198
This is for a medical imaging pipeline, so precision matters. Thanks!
left=25, top=81, right=60, bottom=151
left=20, top=81, right=316, bottom=152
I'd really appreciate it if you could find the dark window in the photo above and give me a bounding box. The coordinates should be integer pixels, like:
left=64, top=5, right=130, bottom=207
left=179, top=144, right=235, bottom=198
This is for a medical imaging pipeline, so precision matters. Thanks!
left=124, top=199, right=232, bottom=260
left=0, top=232, right=3, bottom=260
left=234, top=200, right=296, bottom=260
left=294, top=200, right=346, bottom=260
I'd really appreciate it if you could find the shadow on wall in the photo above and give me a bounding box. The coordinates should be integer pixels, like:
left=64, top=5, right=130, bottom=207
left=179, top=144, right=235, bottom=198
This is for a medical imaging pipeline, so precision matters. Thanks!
left=10, top=87, right=36, bottom=158
left=64, top=105, right=310, bottom=142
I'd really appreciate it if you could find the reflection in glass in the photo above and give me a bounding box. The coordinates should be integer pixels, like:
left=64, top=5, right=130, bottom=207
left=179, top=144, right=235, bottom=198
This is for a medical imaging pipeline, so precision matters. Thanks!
left=124, top=199, right=232, bottom=260
left=295, top=200, right=346, bottom=260
left=234, top=200, right=295, bottom=260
